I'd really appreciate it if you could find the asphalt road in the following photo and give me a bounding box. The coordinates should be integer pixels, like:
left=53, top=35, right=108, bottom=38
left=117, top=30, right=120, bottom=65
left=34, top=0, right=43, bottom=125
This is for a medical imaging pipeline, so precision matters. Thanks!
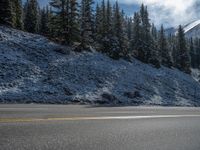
left=0, top=105, right=200, bottom=150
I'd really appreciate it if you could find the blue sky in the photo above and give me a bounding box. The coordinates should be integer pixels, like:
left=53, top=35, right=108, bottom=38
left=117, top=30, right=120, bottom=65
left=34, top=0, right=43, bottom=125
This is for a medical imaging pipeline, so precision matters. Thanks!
left=35, top=0, right=200, bottom=27
left=38, top=0, right=48, bottom=6
left=37, top=0, right=138, bottom=16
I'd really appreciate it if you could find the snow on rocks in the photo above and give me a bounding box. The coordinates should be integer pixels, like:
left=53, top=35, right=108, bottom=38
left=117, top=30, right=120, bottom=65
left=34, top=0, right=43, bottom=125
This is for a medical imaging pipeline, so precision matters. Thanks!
left=0, top=26, right=200, bottom=106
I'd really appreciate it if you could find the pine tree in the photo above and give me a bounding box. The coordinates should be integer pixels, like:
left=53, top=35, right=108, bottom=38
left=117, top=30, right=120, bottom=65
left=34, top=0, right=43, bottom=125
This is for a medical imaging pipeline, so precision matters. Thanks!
left=158, top=25, right=172, bottom=67
left=80, top=0, right=94, bottom=48
left=193, top=38, right=200, bottom=68
left=48, top=5, right=59, bottom=38
left=97, top=0, right=114, bottom=54
left=24, top=0, right=39, bottom=33
left=132, top=12, right=142, bottom=57
left=13, top=0, right=23, bottom=29
left=68, top=0, right=79, bottom=42
left=50, top=0, right=79, bottom=44
left=189, top=38, right=196, bottom=68
left=126, top=17, right=132, bottom=41
left=50, top=0, right=69, bottom=42
left=126, top=16, right=132, bottom=51
left=151, top=23, right=159, bottom=57
left=0, top=0, right=14, bottom=26
left=135, top=4, right=151, bottom=63
left=95, top=0, right=106, bottom=47
left=142, top=5, right=152, bottom=63
left=168, top=34, right=177, bottom=66
left=40, top=6, right=49, bottom=35
left=94, top=3, right=101, bottom=39
left=100, top=0, right=106, bottom=35
left=151, top=23, right=157, bottom=40
left=176, top=25, right=191, bottom=73
left=111, top=1, right=127, bottom=58
left=105, top=0, right=112, bottom=34
left=134, top=4, right=157, bottom=66
left=196, top=39, right=200, bottom=69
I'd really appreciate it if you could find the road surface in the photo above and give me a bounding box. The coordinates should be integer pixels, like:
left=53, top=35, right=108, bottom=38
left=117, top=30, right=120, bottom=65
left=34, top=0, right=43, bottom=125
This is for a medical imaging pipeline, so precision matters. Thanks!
left=0, top=104, right=200, bottom=150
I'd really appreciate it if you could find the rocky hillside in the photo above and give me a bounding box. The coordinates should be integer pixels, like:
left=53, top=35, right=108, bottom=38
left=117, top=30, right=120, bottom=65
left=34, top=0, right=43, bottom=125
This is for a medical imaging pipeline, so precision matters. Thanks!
left=0, top=26, right=200, bottom=106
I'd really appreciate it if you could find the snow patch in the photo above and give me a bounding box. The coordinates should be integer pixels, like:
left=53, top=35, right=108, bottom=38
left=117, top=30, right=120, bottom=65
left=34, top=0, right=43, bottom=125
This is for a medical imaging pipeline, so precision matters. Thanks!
left=192, top=68, right=200, bottom=82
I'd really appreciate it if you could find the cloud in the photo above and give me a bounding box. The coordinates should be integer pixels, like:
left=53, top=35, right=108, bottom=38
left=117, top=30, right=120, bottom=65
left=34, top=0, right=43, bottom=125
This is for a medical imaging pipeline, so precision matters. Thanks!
left=117, top=0, right=200, bottom=27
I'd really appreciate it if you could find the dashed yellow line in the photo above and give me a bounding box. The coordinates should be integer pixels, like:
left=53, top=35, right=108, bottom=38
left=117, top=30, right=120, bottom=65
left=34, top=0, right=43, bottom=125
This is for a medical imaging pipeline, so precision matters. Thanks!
left=0, top=115, right=200, bottom=123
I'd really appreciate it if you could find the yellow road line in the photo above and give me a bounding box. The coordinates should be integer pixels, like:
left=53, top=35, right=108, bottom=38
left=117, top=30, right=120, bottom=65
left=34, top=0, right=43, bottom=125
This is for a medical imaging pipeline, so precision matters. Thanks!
left=0, top=115, right=200, bottom=123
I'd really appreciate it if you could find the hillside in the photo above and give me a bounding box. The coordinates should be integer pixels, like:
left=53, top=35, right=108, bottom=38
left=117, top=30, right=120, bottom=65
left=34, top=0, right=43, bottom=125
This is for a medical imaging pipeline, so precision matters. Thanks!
left=0, top=26, right=200, bottom=106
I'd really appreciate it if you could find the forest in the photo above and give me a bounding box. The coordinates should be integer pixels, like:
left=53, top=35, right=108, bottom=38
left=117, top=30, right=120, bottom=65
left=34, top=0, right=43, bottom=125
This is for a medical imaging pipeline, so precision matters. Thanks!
left=0, top=0, right=200, bottom=74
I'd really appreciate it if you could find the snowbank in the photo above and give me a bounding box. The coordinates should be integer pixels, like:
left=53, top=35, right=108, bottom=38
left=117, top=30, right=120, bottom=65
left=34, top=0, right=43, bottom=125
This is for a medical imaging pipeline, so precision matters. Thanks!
left=0, top=26, right=200, bottom=106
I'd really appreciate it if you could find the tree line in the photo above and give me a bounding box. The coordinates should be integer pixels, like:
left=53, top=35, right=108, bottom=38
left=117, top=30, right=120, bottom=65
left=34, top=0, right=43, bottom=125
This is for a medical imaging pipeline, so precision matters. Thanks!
left=0, top=0, right=200, bottom=74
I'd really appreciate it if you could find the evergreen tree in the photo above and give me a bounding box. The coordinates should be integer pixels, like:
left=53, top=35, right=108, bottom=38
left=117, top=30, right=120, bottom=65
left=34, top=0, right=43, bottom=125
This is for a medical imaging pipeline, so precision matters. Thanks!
left=158, top=25, right=172, bottom=67
left=94, top=3, right=101, bottom=39
left=48, top=5, right=59, bottom=38
left=190, top=38, right=196, bottom=68
left=136, top=4, right=159, bottom=66
left=40, top=6, right=50, bottom=35
left=176, top=25, right=191, bottom=73
left=111, top=1, right=127, bottom=58
left=139, top=4, right=146, bottom=60
left=24, top=0, right=39, bottom=33
left=97, top=0, right=115, bottom=54
left=168, top=34, right=177, bottom=66
left=0, top=0, right=14, bottom=26
left=50, top=0, right=69, bottom=42
left=151, top=23, right=157, bottom=40
left=197, top=38, right=200, bottom=68
left=68, top=0, right=79, bottom=42
left=94, top=0, right=106, bottom=46
left=141, top=5, right=152, bottom=63
left=126, top=16, right=132, bottom=51
left=132, top=12, right=142, bottom=57
left=13, top=0, right=23, bottom=29
left=100, top=0, right=106, bottom=35
left=151, top=23, right=158, bottom=55
left=135, top=4, right=153, bottom=63
left=80, top=0, right=94, bottom=47
left=50, top=0, right=79, bottom=44
left=126, top=17, right=132, bottom=41
left=105, top=0, right=112, bottom=34
left=193, top=38, right=200, bottom=68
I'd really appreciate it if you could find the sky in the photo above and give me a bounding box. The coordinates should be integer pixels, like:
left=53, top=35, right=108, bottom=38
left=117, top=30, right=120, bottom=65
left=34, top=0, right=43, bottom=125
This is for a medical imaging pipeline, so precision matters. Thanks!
left=36, top=0, right=200, bottom=28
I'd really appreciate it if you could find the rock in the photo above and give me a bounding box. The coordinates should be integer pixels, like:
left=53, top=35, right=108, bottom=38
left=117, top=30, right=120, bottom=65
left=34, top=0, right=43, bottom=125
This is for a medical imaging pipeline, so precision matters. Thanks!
left=54, top=47, right=69, bottom=55
left=124, top=91, right=142, bottom=99
left=101, top=93, right=117, bottom=102
left=63, top=87, right=74, bottom=96
left=134, top=91, right=141, bottom=98
left=73, top=42, right=94, bottom=52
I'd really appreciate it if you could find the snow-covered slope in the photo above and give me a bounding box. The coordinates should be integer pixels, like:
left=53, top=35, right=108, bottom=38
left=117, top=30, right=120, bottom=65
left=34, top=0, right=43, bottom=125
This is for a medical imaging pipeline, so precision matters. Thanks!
left=183, top=20, right=200, bottom=38
left=0, top=26, right=200, bottom=106
left=167, top=20, right=200, bottom=38
left=184, top=20, right=200, bottom=33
